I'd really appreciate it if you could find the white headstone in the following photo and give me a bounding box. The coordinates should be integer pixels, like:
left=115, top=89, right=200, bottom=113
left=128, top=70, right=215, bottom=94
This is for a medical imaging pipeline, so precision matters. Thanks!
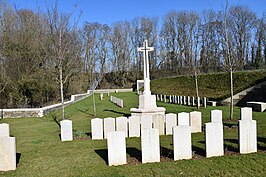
left=202, top=97, right=207, bottom=108
left=160, top=95, right=163, bottom=102
left=189, top=111, right=202, bottom=133
left=169, top=95, right=172, bottom=103
left=240, top=107, right=252, bottom=121
left=104, top=118, right=115, bottom=139
left=0, top=123, right=10, bottom=137
left=164, top=95, right=167, bottom=102
left=107, top=131, right=127, bottom=166
left=187, top=96, right=191, bottom=106
left=239, top=120, right=257, bottom=154
left=177, top=95, right=180, bottom=104
left=205, top=122, right=224, bottom=158
left=197, top=97, right=200, bottom=107
left=153, top=114, right=165, bottom=135
left=128, top=116, right=140, bottom=137
left=173, top=126, right=192, bottom=160
left=141, top=128, right=160, bottom=163
left=165, top=113, right=177, bottom=135
left=211, top=110, right=223, bottom=123
left=116, top=117, right=128, bottom=137
left=91, top=118, right=103, bottom=140
left=141, top=115, right=153, bottom=131
left=192, top=97, right=195, bottom=106
left=60, top=120, right=73, bottom=141
left=0, top=137, right=16, bottom=171
left=180, top=96, right=183, bottom=104
left=178, top=112, right=190, bottom=126
left=183, top=96, right=187, bottom=105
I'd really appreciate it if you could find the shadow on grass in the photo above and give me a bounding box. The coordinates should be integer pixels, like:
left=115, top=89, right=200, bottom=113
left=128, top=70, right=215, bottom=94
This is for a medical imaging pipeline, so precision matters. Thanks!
left=104, top=109, right=131, bottom=117
left=85, top=132, right=92, bottom=138
left=222, top=139, right=239, bottom=153
left=223, top=122, right=238, bottom=128
left=192, top=145, right=205, bottom=157
left=258, top=137, right=266, bottom=150
left=75, top=107, right=94, bottom=116
left=51, top=114, right=61, bottom=128
left=95, top=149, right=108, bottom=165
left=16, top=153, right=21, bottom=166
left=160, top=146, right=173, bottom=159
left=127, top=147, right=141, bottom=162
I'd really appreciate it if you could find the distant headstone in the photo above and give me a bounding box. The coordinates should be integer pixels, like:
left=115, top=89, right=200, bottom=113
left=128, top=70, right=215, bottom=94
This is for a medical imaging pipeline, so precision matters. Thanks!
left=180, top=96, right=183, bottom=104
left=164, top=95, right=167, bottom=102
left=100, top=93, right=103, bottom=100
left=173, top=126, right=192, bottom=160
left=104, top=118, right=115, bottom=139
left=165, top=113, right=177, bottom=135
left=0, top=123, right=10, bottom=137
left=192, top=97, right=195, bottom=106
left=0, top=137, right=16, bottom=171
left=141, top=115, right=153, bottom=131
left=183, top=96, right=187, bottom=105
left=107, top=131, right=127, bottom=166
left=240, top=107, right=252, bottom=121
left=202, top=97, right=207, bottom=108
left=160, top=95, right=163, bottom=102
left=211, top=110, right=223, bottom=123
left=116, top=117, right=128, bottom=137
left=128, top=116, right=140, bottom=137
left=169, top=95, right=172, bottom=103
left=197, top=97, right=200, bottom=107
left=189, top=111, right=202, bottom=133
left=141, top=129, right=160, bottom=163
left=205, top=122, right=224, bottom=158
left=177, top=95, right=180, bottom=104
left=91, top=118, right=103, bottom=140
left=187, top=96, right=191, bottom=106
left=60, top=120, right=73, bottom=141
left=239, top=120, right=257, bottom=154
left=178, top=112, right=190, bottom=126
left=153, top=114, right=165, bottom=135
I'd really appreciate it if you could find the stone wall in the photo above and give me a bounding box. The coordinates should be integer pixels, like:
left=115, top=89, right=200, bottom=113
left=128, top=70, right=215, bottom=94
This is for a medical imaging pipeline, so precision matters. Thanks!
left=1, top=92, right=91, bottom=118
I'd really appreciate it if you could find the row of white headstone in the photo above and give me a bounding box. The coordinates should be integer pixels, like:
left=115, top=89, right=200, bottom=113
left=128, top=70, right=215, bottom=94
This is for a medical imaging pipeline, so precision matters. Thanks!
left=91, top=112, right=202, bottom=140
left=110, top=96, right=124, bottom=108
left=0, top=123, right=16, bottom=171
left=104, top=107, right=257, bottom=166
left=156, top=94, right=207, bottom=108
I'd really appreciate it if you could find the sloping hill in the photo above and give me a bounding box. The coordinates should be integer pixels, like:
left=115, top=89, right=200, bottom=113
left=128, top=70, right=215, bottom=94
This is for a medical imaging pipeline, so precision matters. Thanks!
left=151, top=70, right=266, bottom=101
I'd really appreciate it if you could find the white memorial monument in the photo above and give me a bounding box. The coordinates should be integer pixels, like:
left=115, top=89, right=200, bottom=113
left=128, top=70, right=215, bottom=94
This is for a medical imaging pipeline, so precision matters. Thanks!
left=131, top=40, right=165, bottom=116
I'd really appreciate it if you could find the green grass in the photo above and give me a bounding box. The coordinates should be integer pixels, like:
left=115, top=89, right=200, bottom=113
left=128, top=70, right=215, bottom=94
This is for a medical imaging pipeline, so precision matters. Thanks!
left=151, top=69, right=266, bottom=100
left=0, top=92, right=266, bottom=176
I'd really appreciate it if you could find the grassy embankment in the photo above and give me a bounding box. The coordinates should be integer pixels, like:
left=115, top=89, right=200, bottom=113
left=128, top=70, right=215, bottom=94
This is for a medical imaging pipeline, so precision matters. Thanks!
left=151, top=69, right=266, bottom=100
left=1, top=92, right=266, bottom=176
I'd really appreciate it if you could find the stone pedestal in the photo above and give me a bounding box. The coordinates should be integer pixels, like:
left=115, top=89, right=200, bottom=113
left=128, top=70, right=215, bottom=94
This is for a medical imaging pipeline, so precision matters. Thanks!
left=131, top=95, right=165, bottom=117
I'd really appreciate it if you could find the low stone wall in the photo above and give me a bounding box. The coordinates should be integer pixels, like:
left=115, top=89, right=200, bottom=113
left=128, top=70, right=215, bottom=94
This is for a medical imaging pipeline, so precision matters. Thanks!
left=87, top=88, right=133, bottom=94
left=1, top=92, right=91, bottom=118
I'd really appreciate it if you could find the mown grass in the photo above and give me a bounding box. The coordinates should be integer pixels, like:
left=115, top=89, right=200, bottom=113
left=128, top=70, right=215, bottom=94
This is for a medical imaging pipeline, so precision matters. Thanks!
left=0, top=92, right=266, bottom=176
left=151, top=69, right=266, bottom=100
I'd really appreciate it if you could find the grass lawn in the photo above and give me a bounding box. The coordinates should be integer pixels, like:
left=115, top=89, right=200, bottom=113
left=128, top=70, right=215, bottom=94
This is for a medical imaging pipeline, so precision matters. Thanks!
left=0, top=92, right=266, bottom=176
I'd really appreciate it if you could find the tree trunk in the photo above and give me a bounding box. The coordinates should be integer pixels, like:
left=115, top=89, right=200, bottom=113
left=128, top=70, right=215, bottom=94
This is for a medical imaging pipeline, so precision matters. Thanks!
left=60, top=66, right=65, bottom=120
left=230, top=69, right=233, bottom=120
left=92, top=91, right=96, bottom=116
left=195, top=71, right=199, bottom=110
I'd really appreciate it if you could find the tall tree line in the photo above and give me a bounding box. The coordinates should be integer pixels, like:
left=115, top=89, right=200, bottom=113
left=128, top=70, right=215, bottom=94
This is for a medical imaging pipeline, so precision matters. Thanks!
left=0, top=1, right=265, bottom=108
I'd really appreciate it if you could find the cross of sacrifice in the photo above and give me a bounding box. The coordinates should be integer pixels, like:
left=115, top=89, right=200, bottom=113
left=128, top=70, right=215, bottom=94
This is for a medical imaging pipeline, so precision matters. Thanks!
left=138, top=40, right=154, bottom=95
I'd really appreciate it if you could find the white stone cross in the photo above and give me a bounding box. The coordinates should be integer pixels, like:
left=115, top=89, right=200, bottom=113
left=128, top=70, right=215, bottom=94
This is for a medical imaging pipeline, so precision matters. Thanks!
left=138, top=40, right=154, bottom=95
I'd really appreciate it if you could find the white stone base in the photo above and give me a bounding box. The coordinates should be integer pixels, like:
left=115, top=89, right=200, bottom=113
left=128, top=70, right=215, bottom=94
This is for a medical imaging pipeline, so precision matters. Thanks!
left=130, top=107, right=166, bottom=117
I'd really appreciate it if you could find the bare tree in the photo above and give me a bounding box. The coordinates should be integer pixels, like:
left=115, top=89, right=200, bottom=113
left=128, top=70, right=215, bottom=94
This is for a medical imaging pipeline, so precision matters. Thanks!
left=45, top=0, right=82, bottom=120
